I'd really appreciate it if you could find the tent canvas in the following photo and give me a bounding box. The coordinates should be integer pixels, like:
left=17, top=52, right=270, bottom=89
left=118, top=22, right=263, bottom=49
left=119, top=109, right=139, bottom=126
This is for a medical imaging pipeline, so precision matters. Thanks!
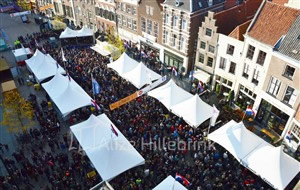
left=153, top=175, right=187, bottom=190
left=121, top=62, right=161, bottom=89
left=25, top=50, right=65, bottom=82
left=170, top=95, right=213, bottom=128
left=148, top=79, right=193, bottom=110
left=12, top=47, right=31, bottom=58
left=107, top=53, right=139, bottom=74
left=70, top=114, right=145, bottom=181
left=78, top=26, right=94, bottom=37
left=208, top=121, right=300, bottom=190
left=59, top=26, right=94, bottom=39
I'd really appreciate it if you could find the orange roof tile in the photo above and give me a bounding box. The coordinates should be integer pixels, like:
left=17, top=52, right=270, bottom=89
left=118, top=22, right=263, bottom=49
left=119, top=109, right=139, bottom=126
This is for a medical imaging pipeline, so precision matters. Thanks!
left=229, top=20, right=252, bottom=41
left=214, top=0, right=262, bottom=35
left=270, top=0, right=289, bottom=5
left=247, top=1, right=300, bottom=46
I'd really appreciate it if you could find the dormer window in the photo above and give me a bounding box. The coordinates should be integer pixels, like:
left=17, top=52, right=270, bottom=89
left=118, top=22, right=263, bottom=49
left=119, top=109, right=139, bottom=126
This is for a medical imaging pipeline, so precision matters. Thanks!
left=205, top=28, right=212, bottom=37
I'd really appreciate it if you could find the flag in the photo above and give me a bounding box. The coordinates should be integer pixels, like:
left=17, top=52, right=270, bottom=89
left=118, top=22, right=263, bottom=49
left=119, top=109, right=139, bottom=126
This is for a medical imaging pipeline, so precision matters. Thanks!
left=92, top=78, right=101, bottom=95
left=245, top=106, right=255, bottom=116
left=189, top=71, right=194, bottom=81
left=286, top=131, right=291, bottom=143
left=61, top=48, right=67, bottom=62
left=175, top=173, right=190, bottom=186
left=91, top=99, right=100, bottom=110
left=111, top=124, right=118, bottom=137
left=210, top=104, right=220, bottom=127
left=42, top=46, right=46, bottom=53
left=172, top=67, right=178, bottom=76
left=197, top=81, right=203, bottom=92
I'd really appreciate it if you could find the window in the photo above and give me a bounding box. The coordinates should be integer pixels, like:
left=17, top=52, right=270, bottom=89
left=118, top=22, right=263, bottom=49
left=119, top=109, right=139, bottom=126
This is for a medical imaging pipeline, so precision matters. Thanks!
left=127, top=18, right=132, bottom=29
left=252, top=69, right=259, bottom=85
left=208, top=45, right=215, bottom=53
left=216, top=75, right=221, bottom=81
left=154, top=22, right=158, bottom=37
left=267, top=77, right=281, bottom=96
left=146, top=5, right=150, bottom=15
left=206, top=28, right=212, bottom=36
left=179, top=36, right=184, bottom=50
left=132, top=7, right=136, bottom=15
left=207, top=57, right=213, bottom=67
left=200, top=41, right=206, bottom=49
left=172, top=16, right=178, bottom=27
left=198, top=53, right=204, bottom=63
left=219, top=57, right=226, bottom=70
left=116, top=2, right=120, bottom=9
left=172, top=34, right=177, bottom=47
left=228, top=81, right=233, bottom=87
left=283, top=65, right=295, bottom=79
left=242, top=64, right=250, bottom=78
left=121, top=3, right=125, bottom=11
left=165, top=14, right=169, bottom=24
left=147, top=19, right=152, bottom=35
left=256, top=50, right=266, bottom=66
left=163, top=31, right=168, bottom=44
left=122, top=15, right=126, bottom=26
left=283, top=86, right=297, bottom=106
left=141, top=17, right=146, bottom=32
left=150, top=7, right=153, bottom=16
left=181, top=19, right=187, bottom=30
left=126, top=5, right=131, bottom=13
left=117, top=15, right=121, bottom=25
left=132, top=20, right=137, bottom=31
left=246, top=45, right=255, bottom=60
left=227, top=44, right=234, bottom=55
left=229, top=62, right=236, bottom=74
left=292, top=125, right=300, bottom=139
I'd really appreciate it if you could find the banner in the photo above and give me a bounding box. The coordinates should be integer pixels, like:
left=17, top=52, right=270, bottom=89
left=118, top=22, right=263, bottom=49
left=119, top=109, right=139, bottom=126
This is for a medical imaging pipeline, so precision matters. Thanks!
left=210, top=104, right=220, bottom=127
left=137, top=76, right=167, bottom=97
left=109, top=92, right=138, bottom=110
left=39, top=4, right=54, bottom=11
left=10, top=11, right=31, bottom=17
left=0, top=5, right=14, bottom=13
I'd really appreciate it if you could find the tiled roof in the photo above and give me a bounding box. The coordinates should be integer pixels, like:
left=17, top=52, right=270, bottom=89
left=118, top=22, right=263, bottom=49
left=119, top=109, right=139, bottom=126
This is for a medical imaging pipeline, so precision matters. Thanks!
left=163, top=0, right=219, bottom=12
left=247, top=1, right=300, bottom=46
left=270, top=0, right=289, bottom=5
left=214, top=0, right=262, bottom=35
left=277, top=16, right=300, bottom=61
left=229, top=20, right=252, bottom=41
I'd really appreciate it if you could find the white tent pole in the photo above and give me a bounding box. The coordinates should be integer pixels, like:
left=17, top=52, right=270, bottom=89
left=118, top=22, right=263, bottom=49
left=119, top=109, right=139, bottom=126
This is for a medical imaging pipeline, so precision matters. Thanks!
left=89, top=180, right=105, bottom=190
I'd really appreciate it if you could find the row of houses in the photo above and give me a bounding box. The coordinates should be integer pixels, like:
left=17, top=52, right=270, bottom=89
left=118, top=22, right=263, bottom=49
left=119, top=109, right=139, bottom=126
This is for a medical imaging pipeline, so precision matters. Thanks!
left=34, top=0, right=300, bottom=148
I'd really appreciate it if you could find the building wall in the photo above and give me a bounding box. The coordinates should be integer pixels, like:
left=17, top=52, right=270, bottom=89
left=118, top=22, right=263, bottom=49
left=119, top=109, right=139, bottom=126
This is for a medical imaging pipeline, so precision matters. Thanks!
left=73, top=0, right=96, bottom=29
left=95, top=0, right=116, bottom=32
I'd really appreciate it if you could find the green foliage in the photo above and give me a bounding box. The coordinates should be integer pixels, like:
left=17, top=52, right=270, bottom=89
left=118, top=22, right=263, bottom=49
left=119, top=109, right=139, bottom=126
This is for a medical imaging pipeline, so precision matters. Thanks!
left=216, top=84, right=220, bottom=95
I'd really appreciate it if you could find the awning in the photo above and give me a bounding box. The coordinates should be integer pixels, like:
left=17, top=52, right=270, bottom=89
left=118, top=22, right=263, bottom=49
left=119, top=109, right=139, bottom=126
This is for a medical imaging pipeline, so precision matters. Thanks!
left=194, top=70, right=211, bottom=83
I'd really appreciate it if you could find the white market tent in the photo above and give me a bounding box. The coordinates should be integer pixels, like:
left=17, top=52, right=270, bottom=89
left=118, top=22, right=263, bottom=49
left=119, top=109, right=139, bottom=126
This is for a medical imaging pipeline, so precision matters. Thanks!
left=148, top=79, right=193, bottom=110
left=107, top=52, right=139, bottom=74
left=153, top=175, right=187, bottom=190
left=170, top=95, right=213, bottom=128
left=91, top=41, right=113, bottom=57
left=12, top=47, right=31, bottom=62
left=41, top=72, right=92, bottom=116
left=208, top=121, right=300, bottom=190
left=59, top=26, right=94, bottom=39
left=121, top=62, right=161, bottom=89
left=70, top=114, right=145, bottom=181
left=25, top=49, right=65, bottom=82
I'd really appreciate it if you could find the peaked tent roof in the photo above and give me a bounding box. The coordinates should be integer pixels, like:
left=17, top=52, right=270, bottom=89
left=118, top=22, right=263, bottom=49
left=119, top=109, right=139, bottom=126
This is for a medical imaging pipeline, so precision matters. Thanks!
left=121, top=62, right=162, bottom=89
left=153, top=175, right=187, bottom=190
left=107, top=52, right=139, bottom=74
left=170, top=95, right=213, bottom=128
left=78, top=26, right=94, bottom=37
left=208, top=121, right=300, bottom=190
left=59, top=26, right=94, bottom=39
left=70, top=114, right=145, bottom=181
left=59, top=27, right=78, bottom=38
left=25, top=49, right=65, bottom=82
left=247, top=1, right=300, bottom=46
left=148, top=79, right=193, bottom=110
left=12, top=47, right=31, bottom=57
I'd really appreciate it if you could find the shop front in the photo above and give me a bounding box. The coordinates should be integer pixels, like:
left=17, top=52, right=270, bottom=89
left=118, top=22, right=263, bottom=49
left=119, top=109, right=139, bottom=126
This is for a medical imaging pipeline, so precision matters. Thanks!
left=140, top=41, right=160, bottom=57
left=164, top=50, right=184, bottom=72
left=255, top=99, right=289, bottom=136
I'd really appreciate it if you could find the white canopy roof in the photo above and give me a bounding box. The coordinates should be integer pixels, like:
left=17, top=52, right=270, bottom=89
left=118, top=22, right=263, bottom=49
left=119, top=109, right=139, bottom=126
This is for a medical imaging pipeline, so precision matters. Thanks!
left=25, top=49, right=65, bottom=82
left=12, top=47, right=31, bottom=57
left=148, top=79, right=193, bottom=110
left=208, top=121, right=300, bottom=190
left=170, top=95, right=213, bottom=128
left=107, top=53, right=139, bottom=74
left=194, top=70, right=211, bottom=83
left=41, top=72, right=92, bottom=116
left=59, top=26, right=94, bottom=39
left=153, top=175, right=187, bottom=190
left=91, top=41, right=112, bottom=56
left=70, top=114, right=145, bottom=181
left=121, top=62, right=161, bottom=89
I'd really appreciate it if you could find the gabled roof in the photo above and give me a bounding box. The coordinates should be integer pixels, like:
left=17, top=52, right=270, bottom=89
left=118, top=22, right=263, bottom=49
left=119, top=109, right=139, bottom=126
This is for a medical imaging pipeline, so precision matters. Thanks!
left=163, top=0, right=210, bottom=13
left=229, top=19, right=252, bottom=41
left=277, top=15, right=300, bottom=61
left=270, top=0, right=289, bottom=5
left=214, top=0, right=262, bottom=35
left=247, top=1, right=300, bottom=46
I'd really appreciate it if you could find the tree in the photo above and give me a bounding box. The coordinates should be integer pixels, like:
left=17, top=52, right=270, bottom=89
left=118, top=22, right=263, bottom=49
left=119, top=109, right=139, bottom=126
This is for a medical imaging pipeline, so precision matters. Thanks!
left=16, top=0, right=31, bottom=11
left=1, top=90, right=34, bottom=133
left=106, top=28, right=124, bottom=60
